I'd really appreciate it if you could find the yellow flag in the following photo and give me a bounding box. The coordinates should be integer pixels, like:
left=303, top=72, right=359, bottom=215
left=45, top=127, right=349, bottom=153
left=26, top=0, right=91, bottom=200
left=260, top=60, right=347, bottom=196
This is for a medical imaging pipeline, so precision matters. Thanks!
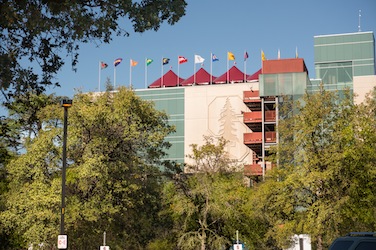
left=227, top=52, right=235, bottom=61
left=261, top=50, right=266, bottom=61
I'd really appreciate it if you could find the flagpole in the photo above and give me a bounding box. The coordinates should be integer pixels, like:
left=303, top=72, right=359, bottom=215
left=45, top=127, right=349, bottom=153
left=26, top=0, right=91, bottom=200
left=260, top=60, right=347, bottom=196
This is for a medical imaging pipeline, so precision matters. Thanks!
left=193, top=54, right=196, bottom=85
left=114, top=66, right=116, bottom=89
left=129, top=59, right=132, bottom=88
left=177, top=56, right=180, bottom=87
left=161, top=57, right=163, bottom=88
left=244, top=50, right=246, bottom=82
left=227, top=52, right=229, bottom=84
left=145, top=58, right=147, bottom=89
left=98, top=61, right=101, bottom=92
left=210, top=53, right=213, bottom=84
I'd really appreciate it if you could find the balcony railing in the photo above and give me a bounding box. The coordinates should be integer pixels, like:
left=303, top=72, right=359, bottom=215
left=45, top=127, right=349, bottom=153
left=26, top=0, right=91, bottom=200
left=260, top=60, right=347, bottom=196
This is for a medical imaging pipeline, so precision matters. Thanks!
left=243, top=91, right=261, bottom=103
left=244, top=163, right=277, bottom=176
left=265, top=110, right=276, bottom=122
left=243, top=111, right=262, bottom=123
left=244, top=132, right=262, bottom=144
left=244, top=164, right=263, bottom=176
left=265, top=132, right=277, bottom=143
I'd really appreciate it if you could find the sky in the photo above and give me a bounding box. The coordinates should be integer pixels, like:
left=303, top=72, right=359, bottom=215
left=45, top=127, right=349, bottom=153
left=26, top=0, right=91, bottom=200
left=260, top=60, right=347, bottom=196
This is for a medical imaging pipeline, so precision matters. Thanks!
left=49, top=0, right=376, bottom=98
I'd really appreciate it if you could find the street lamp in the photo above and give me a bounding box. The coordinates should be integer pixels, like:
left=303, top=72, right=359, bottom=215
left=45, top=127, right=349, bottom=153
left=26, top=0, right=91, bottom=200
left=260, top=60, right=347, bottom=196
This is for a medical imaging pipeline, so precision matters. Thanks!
left=59, top=99, right=72, bottom=249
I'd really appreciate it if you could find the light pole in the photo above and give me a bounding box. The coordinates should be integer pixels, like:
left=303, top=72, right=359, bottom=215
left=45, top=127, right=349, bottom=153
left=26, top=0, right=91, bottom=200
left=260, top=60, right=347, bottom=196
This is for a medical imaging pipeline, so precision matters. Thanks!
left=59, top=99, right=72, bottom=249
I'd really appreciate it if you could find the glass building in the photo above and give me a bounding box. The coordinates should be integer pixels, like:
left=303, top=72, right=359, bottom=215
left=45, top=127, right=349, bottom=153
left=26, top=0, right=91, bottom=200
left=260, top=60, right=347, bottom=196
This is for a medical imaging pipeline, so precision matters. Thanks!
left=314, top=31, right=375, bottom=92
left=137, top=88, right=185, bottom=164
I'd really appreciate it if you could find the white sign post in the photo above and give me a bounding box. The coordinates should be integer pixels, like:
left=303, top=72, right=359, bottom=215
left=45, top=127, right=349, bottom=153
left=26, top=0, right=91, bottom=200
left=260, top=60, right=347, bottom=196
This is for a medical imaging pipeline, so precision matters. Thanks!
left=99, top=231, right=110, bottom=250
left=57, top=235, right=67, bottom=249
left=233, top=230, right=243, bottom=250
left=233, top=243, right=243, bottom=250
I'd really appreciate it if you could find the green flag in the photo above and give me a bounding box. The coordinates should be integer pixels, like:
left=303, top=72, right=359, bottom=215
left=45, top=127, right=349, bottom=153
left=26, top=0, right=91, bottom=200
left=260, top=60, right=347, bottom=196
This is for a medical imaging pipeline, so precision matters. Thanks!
left=146, top=58, right=153, bottom=66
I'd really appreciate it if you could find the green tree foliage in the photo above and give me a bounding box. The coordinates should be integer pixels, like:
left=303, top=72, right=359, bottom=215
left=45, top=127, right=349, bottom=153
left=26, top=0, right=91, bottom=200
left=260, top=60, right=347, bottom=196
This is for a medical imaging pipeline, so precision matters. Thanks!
left=66, top=87, right=175, bottom=249
left=255, top=89, right=376, bottom=250
left=3, top=92, right=62, bottom=152
left=0, top=93, right=59, bottom=248
left=0, top=0, right=187, bottom=100
left=163, top=136, right=266, bottom=250
left=105, top=77, right=114, bottom=92
left=1, top=128, right=62, bottom=248
left=0, top=87, right=175, bottom=249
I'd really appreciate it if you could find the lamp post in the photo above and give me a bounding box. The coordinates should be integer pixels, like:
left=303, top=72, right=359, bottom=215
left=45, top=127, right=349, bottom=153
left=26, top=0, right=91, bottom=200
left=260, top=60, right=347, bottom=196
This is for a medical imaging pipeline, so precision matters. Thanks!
left=59, top=99, right=72, bottom=249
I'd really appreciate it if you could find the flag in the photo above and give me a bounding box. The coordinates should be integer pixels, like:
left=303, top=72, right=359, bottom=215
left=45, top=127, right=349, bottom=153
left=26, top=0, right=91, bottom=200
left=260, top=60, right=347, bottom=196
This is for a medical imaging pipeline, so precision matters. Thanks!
left=261, top=50, right=266, bottom=61
left=162, top=58, right=170, bottom=65
left=114, top=58, right=122, bottom=67
left=101, top=62, right=108, bottom=69
left=178, top=56, right=188, bottom=64
left=130, top=59, right=138, bottom=67
left=244, top=51, right=249, bottom=61
left=278, top=49, right=281, bottom=59
left=212, top=54, right=219, bottom=62
left=146, top=58, right=153, bottom=66
left=194, top=55, right=205, bottom=64
left=295, top=47, right=299, bottom=58
left=228, top=52, right=235, bottom=61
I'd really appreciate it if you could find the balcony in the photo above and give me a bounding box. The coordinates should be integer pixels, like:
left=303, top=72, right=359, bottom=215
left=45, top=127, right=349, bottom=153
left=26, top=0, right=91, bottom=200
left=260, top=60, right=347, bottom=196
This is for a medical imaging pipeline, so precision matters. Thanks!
left=244, top=132, right=262, bottom=144
left=244, top=91, right=261, bottom=111
left=244, top=133, right=262, bottom=155
left=265, top=132, right=277, bottom=143
left=265, top=110, right=276, bottom=122
left=243, top=90, right=260, bottom=101
left=244, top=162, right=277, bottom=176
left=263, top=96, right=276, bottom=102
left=244, top=164, right=263, bottom=176
left=243, top=111, right=262, bottom=123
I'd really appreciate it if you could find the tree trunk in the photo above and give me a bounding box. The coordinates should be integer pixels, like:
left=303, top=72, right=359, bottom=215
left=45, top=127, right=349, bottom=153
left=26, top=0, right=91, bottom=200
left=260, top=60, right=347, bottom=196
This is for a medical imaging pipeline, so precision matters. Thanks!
left=200, top=230, right=206, bottom=250
left=317, top=234, right=323, bottom=250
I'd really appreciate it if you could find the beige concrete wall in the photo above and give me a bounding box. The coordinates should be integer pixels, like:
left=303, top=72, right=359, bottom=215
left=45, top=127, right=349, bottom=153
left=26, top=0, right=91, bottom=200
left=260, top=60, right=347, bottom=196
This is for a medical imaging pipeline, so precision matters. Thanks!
left=183, top=82, right=259, bottom=168
left=353, top=75, right=376, bottom=104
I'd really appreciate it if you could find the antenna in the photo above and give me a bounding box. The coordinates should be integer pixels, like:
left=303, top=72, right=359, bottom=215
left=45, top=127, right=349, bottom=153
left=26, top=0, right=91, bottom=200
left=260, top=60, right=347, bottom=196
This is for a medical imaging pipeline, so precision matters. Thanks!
left=358, top=10, right=361, bottom=32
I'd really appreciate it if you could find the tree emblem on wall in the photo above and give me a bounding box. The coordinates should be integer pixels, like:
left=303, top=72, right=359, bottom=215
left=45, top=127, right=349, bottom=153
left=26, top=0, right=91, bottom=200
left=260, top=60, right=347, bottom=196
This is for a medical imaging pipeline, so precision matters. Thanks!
left=218, top=98, right=238, bottom=156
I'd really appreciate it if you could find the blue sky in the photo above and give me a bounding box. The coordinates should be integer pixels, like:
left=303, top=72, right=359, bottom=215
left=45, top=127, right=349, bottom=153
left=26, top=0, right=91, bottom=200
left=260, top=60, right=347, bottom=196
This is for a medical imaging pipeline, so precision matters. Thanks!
left=50, top=0, right=376, bottom=98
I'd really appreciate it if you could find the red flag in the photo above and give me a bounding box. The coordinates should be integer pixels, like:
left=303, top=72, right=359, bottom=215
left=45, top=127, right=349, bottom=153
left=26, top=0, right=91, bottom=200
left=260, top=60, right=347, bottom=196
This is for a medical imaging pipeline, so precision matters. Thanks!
left=178, top=56, right=188, bottom=64
left=101, top=62, right=108, bottom=69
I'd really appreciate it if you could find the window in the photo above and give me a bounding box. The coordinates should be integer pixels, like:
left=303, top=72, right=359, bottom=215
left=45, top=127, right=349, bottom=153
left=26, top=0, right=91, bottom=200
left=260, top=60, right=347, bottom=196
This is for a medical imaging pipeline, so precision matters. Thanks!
left=330, top=240, right=354, bottom=250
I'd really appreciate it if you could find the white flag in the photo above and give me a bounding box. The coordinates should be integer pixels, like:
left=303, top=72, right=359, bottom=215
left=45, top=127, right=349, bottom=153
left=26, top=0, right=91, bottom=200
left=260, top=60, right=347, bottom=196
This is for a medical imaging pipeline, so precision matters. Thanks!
left=194, top=55, right=205, bottom=64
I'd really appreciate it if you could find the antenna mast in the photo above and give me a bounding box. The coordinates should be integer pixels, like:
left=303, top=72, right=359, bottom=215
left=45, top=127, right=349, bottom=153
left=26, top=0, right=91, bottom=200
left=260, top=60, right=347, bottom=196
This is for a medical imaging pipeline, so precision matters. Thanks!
left=358, top=10, right=361, bottom=32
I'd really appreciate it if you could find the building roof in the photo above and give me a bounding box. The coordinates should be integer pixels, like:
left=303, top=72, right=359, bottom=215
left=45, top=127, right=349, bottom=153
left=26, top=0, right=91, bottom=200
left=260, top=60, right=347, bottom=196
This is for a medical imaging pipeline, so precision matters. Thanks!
left=180, top=68, right=217, bottom=86
left=148, top=70, right=185, bottom=88
left=246, top=68, right=262, bottom=81
left=262, top=58, right=308, bottom=74
left=213, top=65, right=249, bottom=84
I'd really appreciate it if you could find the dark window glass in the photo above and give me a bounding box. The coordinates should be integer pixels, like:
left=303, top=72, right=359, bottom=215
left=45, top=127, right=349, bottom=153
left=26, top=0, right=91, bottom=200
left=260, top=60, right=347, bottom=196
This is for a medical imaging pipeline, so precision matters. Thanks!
left=354, top=241, right=376, bottom=250
left=330, top=240, right=354, bottom=250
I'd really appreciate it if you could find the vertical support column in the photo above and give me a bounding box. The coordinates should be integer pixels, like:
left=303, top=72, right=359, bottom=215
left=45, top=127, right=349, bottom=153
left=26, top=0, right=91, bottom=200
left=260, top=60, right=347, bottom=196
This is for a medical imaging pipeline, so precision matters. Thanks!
left=261, top=97, right=265, bottom=180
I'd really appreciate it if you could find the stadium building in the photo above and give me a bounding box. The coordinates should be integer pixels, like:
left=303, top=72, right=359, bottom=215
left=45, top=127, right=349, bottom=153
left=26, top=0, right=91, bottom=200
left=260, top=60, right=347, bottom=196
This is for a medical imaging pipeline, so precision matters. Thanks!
left=135, top=31, right=376, bottom=179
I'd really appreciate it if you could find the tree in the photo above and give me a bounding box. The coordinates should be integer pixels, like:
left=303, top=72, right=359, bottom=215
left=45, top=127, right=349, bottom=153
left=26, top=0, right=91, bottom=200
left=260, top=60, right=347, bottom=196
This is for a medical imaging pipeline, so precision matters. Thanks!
left=163, top=136, right=265, bottom=250
left=105, top=77, right=114, bottom=92
left=0, top=87, right=176, bottom=249
left=0, top=127, right=62, bottom=248
left=0, top=0, right=187, bottom=100
left=255, top=89, right=376, bottom=250
left=65, top=87, right=175, bottom=249
left=3, top=92, right=62, bottom=152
